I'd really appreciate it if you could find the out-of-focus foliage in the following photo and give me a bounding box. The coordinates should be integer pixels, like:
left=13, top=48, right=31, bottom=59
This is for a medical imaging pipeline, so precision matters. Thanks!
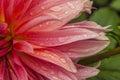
left=71, top=0, right=120, bottom=80
left=110, top=0, right=120, bottom=11
left=88, top=54, right=120, bottom=80
left=94, top=0, right=109, bottom=6
left=88, top=0, right=120, bottom=80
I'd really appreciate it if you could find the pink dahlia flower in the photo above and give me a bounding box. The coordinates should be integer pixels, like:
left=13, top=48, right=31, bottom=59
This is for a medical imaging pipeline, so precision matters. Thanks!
left=0, top=0, right=109, bottom=80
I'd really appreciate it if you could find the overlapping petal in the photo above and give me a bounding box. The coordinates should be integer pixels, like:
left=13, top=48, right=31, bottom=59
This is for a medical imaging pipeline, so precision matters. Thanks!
left=62, top=21, right=107, bottom=31
left=14, top=41, right=76, bottom=72
left=25, top=67, right=45, bottom=80
left=4, top=66, right=18, bottom=80
left=3, top=0, right=32, bottom=24
left=32, top=49, right=76, bottom=72
left=0, top=0, right=109, bottom=80
left=0, top=58, right=6, bottom=80
left=15, top=15, right=59, bottom=34
left=20, top=27, right=98, bottom=47
left=0, top=22, right=7, bottom=33
left=74, top=64, right=99, bottom=79
left=19, top=53, right=78, bottom=80
left=14, top=0, right=92, bottom=33
left=54, top=40, right=109, bottom=58
left=63, top=21, right=109, bottom=41
left=13, top=40, right=34, bottom=54
left=0, top=47, right=10, bottom=57
left=8, top=51, right=28, bottom=80
left=30, top=0, right=92, bottom=31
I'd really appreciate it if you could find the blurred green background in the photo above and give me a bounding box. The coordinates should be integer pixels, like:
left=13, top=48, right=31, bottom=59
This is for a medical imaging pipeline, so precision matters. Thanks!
left=71, top=0, right=120, bottom=80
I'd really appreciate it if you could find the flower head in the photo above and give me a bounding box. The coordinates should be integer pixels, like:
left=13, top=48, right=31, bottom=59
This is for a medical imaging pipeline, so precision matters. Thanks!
left=0, top=0, right=109, bottom=80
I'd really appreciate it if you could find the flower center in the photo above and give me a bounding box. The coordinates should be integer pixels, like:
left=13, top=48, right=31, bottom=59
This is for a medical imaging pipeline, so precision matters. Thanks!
left=0, top=22, right=15, bottom=56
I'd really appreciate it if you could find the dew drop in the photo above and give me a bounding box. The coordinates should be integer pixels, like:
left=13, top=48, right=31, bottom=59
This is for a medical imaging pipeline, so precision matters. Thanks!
left=51, top=6, right=62, bottom=11
left=39, top=24, right=42, bottom=27
left=65, top=11, right=68, bottom=14
left=42, top=50, right=56, bottom=59
left=36, top=52, right=40, bottom=55
left=41, top=66, right=48, bottom=72
left=58, top=71, right=72, bottom=80
left=67, top=2, right=75, bottom=9
left=29, top=12, right=33, bottom=16
left=46, top=22, right=50, bottom=25
left=83, top=34, right=88, bottom=38
left=84, top=70, right=88, bottom=73
left=50, top=71, right=55, bottom=75
left=72, top=11, right=76, bottom=14
left=68, top=52, right=72, bottom=55
left=50, top=55, right=55, bottom=59
left=57, top=16, right=63, bottom=19
left=58, top=37, right=66, bottom=42
left=52, top=76, right=60, bottom=80
left=41, top=7, right=45, bottom=9
left=60, top=58, right=66, bottom=63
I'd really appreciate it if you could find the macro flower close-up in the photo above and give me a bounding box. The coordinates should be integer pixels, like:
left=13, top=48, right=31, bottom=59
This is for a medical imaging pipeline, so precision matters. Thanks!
left=0, top=0, right=109, bottom=80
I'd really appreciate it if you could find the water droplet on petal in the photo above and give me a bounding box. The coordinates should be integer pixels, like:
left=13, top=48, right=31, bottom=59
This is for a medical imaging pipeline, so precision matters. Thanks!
left=46, top=22, right=49, bottom=25
left=52, top=76, right=60, bottom=80
left=29, top=12, right=33, bottom=16
left=41, top=66, right=48, bottom=72
left=41, top=7, right=45, bottom=9
left=83, top=34, right=88, bottom=38
left=65, top=11, right=68, bottom=14
left=58, top=71, right=72, bottom=80
left=68, top=52, right=72, bottom=55
left=39, top=24, right=42, bottom=27
left=51, top=6, right=62, bottom=11
left=50, top=71, right=55, bottom=75
left=67, top=2, right=75, bottom=9
left=60, top=58, right=66, bottom=63
left=58, top=37, right=67, bottom=42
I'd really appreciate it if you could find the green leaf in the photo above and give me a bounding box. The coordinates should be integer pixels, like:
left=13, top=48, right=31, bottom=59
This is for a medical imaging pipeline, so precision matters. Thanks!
left=87, top=54, right=120, bottom=80
left=89, top=7, right=119, bottom=27
left=93, top=0, right=109, bottom=6
left=113, top=25, right=120, bottom=36
left=69, top=13, right=87, bottom=23
left=110, top=0, right=120, bottom=11
left=99, top=35, right=117, bottom=53
left=89, top=7, right=120, bottom=36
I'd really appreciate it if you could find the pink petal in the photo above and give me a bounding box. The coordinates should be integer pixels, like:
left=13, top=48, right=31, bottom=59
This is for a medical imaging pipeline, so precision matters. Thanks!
left=18, top=0, right=73, bottom=21
left=19, top=53, right=77, bottom=80
left=54, top=40, right=109, bottom=58
left=0, top=40, right=7, bottom=48
left=15, top=14, right=58, bottom=34
left=16, top=0, right=92, bottom=32
left=8, top=51, right=28, bottom=80
left=33, top=0, right=92, bottom=31
left=82, top=0, right=93, bottom=14
left=13, top=40, right=34, bottom=53
left=61, top=21, right=109, bottom=40
left=62, top=21, right=107, bottom=30
left=21, top=28, right=98, bottom=47
left=74, top=64, right=99, bottom=79
left=24, top=48, right=76, bottom=72
left=4, top=0, right=32, bottom=24
left=4, top=0, right=15, bottom=24
left=13, top=0, right=32, bottom=20
left=6, top=66, right=18, bottom=80
left=0, top=47, right=10, bottom=57
left=13, top=0, right=73, bottom=31
left=24, top=66, right=45, bottom=80
left=0, top=58, right=6, bottom=80
left=0, top=23, right=7, bottom=33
